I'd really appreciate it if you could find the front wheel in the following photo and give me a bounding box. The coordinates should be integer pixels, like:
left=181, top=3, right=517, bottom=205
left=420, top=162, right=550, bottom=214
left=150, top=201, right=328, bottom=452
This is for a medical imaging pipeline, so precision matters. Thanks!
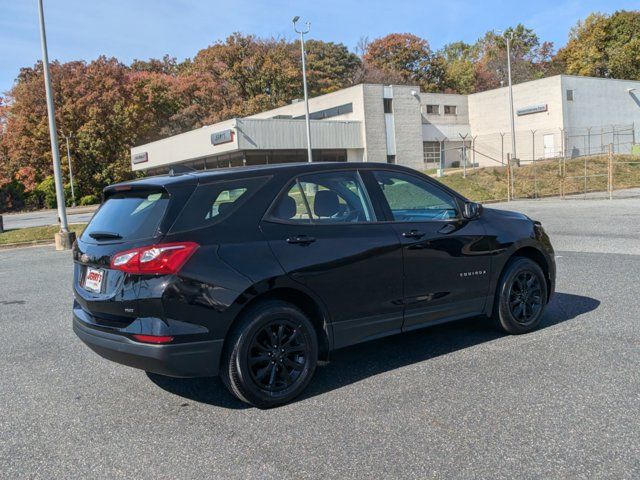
left=493, top=257, right=548, bottom=334
left=220, top=300, right=318, bottom=408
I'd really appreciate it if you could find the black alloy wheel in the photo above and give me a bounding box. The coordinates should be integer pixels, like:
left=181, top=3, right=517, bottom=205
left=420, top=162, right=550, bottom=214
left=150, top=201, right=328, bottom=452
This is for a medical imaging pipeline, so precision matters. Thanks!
left=221, top=300, right=318, bottom=408
left=508, top=271, right=543, bottom=325
left=493, top=257, right=548, bottom=334
left=247, top=320, right=309, bottom=392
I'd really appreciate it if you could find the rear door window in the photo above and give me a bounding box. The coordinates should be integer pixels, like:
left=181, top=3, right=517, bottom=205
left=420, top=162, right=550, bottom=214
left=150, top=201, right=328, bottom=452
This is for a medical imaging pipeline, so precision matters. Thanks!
left=82, top=190, right=169, bottom=243
left=169, top=176, right=269, bottom=232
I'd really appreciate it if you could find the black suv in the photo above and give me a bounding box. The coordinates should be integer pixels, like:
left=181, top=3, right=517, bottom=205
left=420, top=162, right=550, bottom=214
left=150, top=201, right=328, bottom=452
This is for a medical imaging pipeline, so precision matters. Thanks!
left=73, top=162, right=555, bottom=407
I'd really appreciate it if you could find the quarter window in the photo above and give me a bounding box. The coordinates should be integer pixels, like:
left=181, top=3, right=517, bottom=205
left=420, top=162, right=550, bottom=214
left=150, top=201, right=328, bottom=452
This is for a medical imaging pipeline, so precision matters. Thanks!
left=270, top=171, right=375, bottom=223
left=373, top=171, right=459, bottom=221
left=169, top=177, right=268, bottom=232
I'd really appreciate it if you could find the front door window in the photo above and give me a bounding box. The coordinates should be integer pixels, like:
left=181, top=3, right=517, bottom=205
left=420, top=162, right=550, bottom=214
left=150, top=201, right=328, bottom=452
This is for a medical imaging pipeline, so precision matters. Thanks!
left=372, top=171, right=459, bottom=221
left=270, top=171, right=375, bottom=224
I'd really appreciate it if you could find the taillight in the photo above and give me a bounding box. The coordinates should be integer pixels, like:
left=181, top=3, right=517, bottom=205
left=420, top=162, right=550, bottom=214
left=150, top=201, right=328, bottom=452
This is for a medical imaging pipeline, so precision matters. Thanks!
left=110, top=242, right=199, bottom=275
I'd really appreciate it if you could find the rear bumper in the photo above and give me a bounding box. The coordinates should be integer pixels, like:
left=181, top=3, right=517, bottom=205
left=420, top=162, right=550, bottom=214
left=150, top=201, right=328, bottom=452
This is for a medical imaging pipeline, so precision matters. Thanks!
left=73, top=315, right=223, bottom=378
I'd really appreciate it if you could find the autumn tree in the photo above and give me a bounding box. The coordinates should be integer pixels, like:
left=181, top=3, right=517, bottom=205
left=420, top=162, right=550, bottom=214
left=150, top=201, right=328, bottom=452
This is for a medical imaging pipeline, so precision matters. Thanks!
left=556, top=11, right=640, bottom=79
left=0, top=57, right=185, bottom=205
left=472, top=24, right=555, bottom=92
left=192, top=33, right=300, bottom=116
left=351, top=36, right=406, bottom=85
left=304, top=40, right=361, bottom=95
left=363, top=33, right=444, bottom=91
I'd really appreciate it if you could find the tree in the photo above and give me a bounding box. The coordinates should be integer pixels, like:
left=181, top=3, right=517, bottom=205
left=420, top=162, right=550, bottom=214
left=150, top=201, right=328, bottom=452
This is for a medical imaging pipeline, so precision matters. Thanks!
left=556, top=11, right=640, bottom=79
left=0, top=57, right=182, bottom=203
left=472, top=24, right=554, bottom=92
left=351, top=36, right=407, bottom=85
left=304, top=40, right=361, bottom=95
left=437, top=41, right=475, bottom=94
left=363, top=33, right=443, bottom=91
left=192, top=33, right=300, bottom=115
left=130, top=54, right=183, bottom=75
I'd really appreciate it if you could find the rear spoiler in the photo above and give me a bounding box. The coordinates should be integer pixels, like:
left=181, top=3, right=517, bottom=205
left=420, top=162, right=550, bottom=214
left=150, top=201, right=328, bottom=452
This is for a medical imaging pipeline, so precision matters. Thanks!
left=103, top=174, right=199, bottom=198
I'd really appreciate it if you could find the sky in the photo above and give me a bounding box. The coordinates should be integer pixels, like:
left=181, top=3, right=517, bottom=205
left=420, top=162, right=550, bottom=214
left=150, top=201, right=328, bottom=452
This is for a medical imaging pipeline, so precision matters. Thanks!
left=1, top=0, right=637, bottom=95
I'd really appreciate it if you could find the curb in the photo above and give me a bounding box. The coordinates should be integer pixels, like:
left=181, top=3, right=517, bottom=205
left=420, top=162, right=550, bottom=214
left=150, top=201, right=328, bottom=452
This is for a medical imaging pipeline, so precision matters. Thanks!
left=0, top=239, right=56, bottom=250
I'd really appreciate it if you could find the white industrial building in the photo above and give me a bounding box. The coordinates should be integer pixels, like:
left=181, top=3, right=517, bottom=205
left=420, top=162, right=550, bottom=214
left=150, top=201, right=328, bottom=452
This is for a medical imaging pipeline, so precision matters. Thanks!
left=131, top=75, right=640, bottom=174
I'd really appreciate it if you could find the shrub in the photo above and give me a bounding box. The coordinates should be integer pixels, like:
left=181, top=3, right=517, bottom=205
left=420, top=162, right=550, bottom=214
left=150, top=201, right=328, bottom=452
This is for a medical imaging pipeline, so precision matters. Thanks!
left=79, top=194, right=100, bottom=206
left=0, top=181, right=26, bottom=212
left=34, top=177, right=73, bottom=209
left=35, top=177, right=57, bottom=209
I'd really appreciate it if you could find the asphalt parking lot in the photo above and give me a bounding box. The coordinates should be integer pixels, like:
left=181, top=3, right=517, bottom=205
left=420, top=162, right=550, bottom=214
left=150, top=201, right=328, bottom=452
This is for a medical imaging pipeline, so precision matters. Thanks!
left=1, top=197, right=639, bottom=479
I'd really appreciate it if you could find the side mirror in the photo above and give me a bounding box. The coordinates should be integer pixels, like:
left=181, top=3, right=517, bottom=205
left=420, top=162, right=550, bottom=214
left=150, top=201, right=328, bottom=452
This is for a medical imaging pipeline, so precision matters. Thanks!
left=463, top=201, right=482, bottom=219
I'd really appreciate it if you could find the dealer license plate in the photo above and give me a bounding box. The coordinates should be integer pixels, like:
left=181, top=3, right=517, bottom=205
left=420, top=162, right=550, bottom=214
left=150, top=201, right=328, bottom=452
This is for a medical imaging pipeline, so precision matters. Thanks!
left=84, top=267, right=104, bottom=293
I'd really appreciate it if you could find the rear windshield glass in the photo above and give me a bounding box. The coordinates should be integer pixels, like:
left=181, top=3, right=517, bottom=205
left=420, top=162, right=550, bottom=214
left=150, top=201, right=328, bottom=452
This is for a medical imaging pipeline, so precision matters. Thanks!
left=169, top=176, right=269, bottom=233
left=82, top=190, right=169, bottom=242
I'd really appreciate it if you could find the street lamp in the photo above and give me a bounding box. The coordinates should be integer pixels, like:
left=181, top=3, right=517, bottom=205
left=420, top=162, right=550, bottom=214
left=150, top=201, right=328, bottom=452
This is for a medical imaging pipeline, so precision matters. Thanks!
left=60, top=131, right=76, bottom=207
left=292, top=16, right=312, bottom=163
left=38, top=0, right=74, bottom=249
left=504, top=31, right=517, bottom=160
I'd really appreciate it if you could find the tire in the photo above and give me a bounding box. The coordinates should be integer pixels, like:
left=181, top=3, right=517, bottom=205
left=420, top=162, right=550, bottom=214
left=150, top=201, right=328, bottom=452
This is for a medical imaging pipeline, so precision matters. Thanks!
left=220, top=300, right=318, bottom=408
left=492, top=257, right=548, bottom=334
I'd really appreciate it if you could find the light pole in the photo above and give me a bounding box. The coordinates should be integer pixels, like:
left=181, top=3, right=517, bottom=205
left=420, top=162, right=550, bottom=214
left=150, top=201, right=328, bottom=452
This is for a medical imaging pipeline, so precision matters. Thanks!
left=60, top=131, right=76, bottom=207
left=38, top=0, right=74, bottom=249
left=293, top=16, right=312, bottom=163
left=505, top=31, right=517, bottom=159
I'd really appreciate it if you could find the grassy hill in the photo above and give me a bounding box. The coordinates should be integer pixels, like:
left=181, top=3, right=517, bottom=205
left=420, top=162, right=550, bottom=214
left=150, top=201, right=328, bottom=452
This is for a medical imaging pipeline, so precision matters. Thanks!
left=432, top=154, right=640, bottom=202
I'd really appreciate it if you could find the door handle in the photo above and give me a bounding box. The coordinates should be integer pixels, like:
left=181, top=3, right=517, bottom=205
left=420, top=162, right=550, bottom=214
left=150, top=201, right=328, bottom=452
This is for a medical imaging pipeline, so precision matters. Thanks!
left=286, top=235, right=316, bottom=245
left=438, top=224, right=456, bottom=234
left=402, top=230, right=425, bottom=239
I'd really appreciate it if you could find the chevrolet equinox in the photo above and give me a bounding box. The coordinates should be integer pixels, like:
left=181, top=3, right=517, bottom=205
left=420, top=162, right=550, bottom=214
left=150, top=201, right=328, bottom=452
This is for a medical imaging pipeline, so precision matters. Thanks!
left=73, top=162, right=555, bottom=408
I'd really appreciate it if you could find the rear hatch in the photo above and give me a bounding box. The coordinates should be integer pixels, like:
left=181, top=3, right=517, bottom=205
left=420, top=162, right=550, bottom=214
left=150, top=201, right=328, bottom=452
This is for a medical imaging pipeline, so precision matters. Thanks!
left=73, top=178, right=196, bottom=325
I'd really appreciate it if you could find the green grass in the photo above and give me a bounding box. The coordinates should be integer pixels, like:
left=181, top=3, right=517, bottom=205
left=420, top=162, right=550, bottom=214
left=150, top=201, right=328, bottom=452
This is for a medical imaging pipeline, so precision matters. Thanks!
left=430, top=155, right=640, bottom=202
left=0, top=223, right=86, bottom=245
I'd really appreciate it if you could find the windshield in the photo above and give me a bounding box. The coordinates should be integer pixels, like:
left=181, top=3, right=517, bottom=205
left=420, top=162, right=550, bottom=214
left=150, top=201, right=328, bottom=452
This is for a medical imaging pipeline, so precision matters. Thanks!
left=82, top=190, right=169, bottom=243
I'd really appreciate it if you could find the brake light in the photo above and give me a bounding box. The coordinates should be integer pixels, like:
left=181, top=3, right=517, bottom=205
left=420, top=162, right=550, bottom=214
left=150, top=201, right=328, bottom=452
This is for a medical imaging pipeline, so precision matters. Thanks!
left=110, top=242, right=199, bottom=275
left=132, top=334, right=174, bottom=344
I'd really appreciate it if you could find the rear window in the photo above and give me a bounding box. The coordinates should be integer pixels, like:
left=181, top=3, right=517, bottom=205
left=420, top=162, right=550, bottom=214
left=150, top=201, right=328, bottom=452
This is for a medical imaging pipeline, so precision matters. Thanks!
left=169, top=176, right=269, bottom=233
left=82, top=190, right=169, bottom=242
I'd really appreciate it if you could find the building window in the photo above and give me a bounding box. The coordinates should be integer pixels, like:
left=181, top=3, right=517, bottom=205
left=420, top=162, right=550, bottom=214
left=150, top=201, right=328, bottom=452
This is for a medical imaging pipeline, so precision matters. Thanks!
left=423, top=142, right=440, bottom=165
left=294, top=103, right=354, bottom=121
left=386, top=155, right=396, bottom=164
left=566, top=89, right=574, bottom=101
left=444, top=105, right=457, bottom=115
left=425, top=104, right=439, bottom=115
left=383, top=98, right=393, bottom=114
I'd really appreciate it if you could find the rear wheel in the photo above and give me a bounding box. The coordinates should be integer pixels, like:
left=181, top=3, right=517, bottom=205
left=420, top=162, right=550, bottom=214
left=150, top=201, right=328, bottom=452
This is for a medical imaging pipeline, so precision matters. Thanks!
left=493, top=257, right=548, bottom=334
left=220, top=300, right=318, bottom=408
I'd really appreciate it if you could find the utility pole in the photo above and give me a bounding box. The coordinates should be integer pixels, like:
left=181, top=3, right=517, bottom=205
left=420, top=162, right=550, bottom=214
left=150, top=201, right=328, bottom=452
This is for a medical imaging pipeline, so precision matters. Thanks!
left=61, top=131, right=76, bottom=207
left=505, top=31, right=517, bottom=160
left=293, top=16, right=312, bottom=163
left=38, top=0, right=75, bottom=249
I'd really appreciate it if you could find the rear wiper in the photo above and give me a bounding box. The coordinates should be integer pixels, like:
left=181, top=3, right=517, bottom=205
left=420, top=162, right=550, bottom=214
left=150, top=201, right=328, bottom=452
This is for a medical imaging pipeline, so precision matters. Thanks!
left=88, top=231, right=123, bottom=240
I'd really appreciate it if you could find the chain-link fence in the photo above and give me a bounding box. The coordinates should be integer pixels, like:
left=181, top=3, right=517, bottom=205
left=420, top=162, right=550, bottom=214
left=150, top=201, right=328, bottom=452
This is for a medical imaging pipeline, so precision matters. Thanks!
left=429, top=123, right=640, bottom=202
